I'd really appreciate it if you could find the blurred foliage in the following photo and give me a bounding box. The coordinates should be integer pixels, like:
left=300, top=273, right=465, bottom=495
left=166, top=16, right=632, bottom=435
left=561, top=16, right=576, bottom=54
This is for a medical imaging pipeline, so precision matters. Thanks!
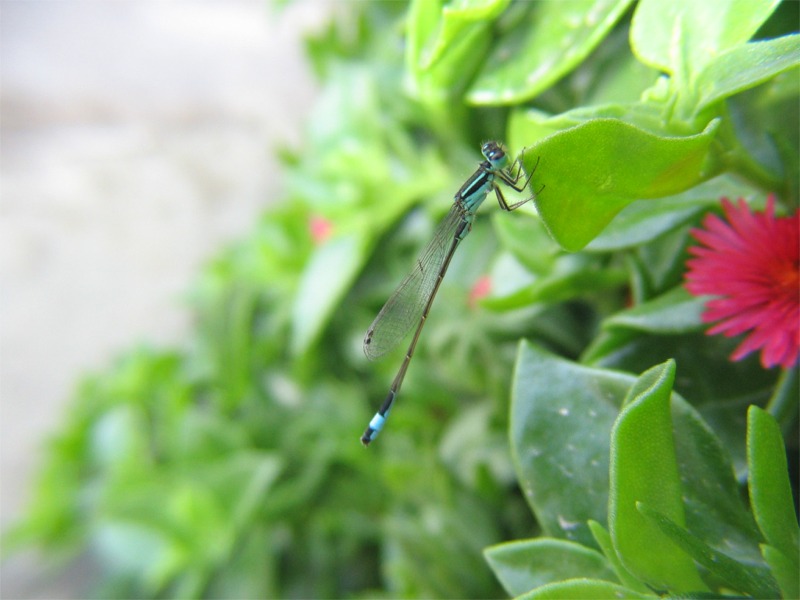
left=4, top=0, right=799, bottom=598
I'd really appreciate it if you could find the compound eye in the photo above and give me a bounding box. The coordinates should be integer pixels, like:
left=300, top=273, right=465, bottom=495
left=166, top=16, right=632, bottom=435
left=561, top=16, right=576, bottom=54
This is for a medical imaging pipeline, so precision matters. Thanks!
left=482, top=141, right=502, bottom=160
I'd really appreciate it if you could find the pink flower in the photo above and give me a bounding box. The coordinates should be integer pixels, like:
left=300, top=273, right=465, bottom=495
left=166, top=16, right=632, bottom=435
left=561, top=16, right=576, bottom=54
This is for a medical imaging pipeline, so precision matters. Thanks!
left=685, top=195, right=799, bottom=369
left=309, top=215, right=333, bottom=245
left=468, top=275, right=492, bottom=308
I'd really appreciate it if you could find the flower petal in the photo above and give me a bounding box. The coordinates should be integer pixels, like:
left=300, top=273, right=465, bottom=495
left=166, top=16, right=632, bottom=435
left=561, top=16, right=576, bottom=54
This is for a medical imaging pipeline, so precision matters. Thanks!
left=684, top=195, right=799, bottom=369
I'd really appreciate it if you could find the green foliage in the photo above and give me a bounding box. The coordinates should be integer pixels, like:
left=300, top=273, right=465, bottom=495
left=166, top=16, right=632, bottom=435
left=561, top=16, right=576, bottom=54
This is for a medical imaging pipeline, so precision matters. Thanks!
left=4, top=1, right=798, bottom=599
left=501, top=346, right=793, bottom=598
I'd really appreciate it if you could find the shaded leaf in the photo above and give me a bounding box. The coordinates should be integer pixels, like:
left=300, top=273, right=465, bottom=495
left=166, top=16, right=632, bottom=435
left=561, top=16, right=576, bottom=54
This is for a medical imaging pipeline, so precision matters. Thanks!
left=482, top=255, right=627, bottom=311
left=510, top=342, right=632, bottom=546
left=747, top=406, right=800, bottom=559
left=484, top=538, right=617, bottom=597
left=588, top=520, right=652, bottom=593
left=637, top=502, right=780, bottom=599
left=291, top=234, right=367, bottom=354
left=585, top=175, right=761, bottom=251
left=669, top=397, right=764, bottom=566
left=599, top=286, right=706, bottom=335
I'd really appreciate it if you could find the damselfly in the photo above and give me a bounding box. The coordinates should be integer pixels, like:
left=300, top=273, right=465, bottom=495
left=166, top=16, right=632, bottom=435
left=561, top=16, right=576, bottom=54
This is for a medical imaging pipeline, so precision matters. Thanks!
left=361, top=141, right=539, bottom=446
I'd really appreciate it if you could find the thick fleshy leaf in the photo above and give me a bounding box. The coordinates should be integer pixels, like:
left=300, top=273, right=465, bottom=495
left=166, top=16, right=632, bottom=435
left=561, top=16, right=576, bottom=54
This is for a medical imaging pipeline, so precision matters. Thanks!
left=597, top=286, right=706, bottom=335
left=467, top=0, right=634, bottom=105
left=484, top=538, right=617, bottom=597
left=585, top=175, right=760, bottom=251
left=583, top=328, right=778, bottom=484
left=482, top=255, right=627, bottom=311
left=588, top=521, right=652, bottom=593
left=406, top=0, right=444, bottom=75
left=637, top=502, right=780, bottom=598
left=510, top=342, right=632, bottom=546
left=669, top=396, right=764, bottom=565
left=418, top=0, right=511, bottom=70
left=508, top=102, right=669, bottom=150
left=747, top=407, right=800, bottom=560
left=696, top=34, right=800, bottom=111
left=406, top=0, right=495, bottom=103
left=521, top=118, right=720, bottom=250
left=762, top=544, right=800, bottom=600
left=517, top=578, right=655, bottom=600
left=630, top=0, right=780, bottom=83
left=609, top=360, right=708, bottom=592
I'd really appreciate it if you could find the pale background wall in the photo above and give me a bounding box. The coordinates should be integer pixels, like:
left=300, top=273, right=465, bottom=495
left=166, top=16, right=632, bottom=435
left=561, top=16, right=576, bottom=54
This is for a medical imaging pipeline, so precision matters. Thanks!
left=1, top=2, right=325, bottom=596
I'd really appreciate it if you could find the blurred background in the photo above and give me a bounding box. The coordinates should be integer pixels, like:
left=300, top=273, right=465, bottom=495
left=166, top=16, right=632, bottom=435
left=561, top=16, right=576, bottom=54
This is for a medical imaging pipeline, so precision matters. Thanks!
left=2, top=2, right=323, bottom=596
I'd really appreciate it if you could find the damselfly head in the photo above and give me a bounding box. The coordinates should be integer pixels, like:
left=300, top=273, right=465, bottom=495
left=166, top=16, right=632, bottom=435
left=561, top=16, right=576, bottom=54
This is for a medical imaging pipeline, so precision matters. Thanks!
left=481, top=141, right=507, bottom=168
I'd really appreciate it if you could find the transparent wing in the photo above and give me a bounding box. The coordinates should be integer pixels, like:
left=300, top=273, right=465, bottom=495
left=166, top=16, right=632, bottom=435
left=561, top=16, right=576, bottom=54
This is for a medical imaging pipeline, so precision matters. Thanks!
left=363, top=206, right=464, bottom=361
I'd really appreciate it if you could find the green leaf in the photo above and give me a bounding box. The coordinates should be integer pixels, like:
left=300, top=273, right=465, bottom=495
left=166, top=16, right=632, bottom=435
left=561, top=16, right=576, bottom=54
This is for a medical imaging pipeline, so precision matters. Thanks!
left=492, top=211, right=560, bottom=275
left=291, top=233, right=367, bottom=354
left=598, top=286, right=706, bottom=336
left=510, top=342, right=633, bottom=546
left=696, top=34, right=800, bottom=111
left=384, top=486, right=505, bottom=598
left=630, top=0, right=780, bottom=84
left=582, top=30, right=661, bottom=107
left=588, top=521, right=652, bottom=593
left=638, top=502, right=780, bottom=598
left=634, top=220, right=696, bottom=295
left=484, top=538, right=617, bottom=597
left=418, top=0, right=511, bottom=70
left=585, top=174, right=761, bottom=251
left=207, top=286, right=261, bottom=403
left=406, top=0, right=494, bottom=105
left=467, top=0, right=635, bottom=105
left=762, top=544, right=800, bottom=600
left=509, top=103, right=669, bottom=148
left=747, top=406, right=800, bottom=560
left=406, top=0, right=443, bottom=76
left=482, top=255, right=627, bottom=311
left=767, top=366, right=799, bottom=434
left=517, top=578, right=655, bottom=600
left=522, top=118, right=721, bottom=251
left=669, top=397, right=764, bottom=566
left=609, top=360, right=708, bottom=592
left=583, top=327, right=777, bottom=485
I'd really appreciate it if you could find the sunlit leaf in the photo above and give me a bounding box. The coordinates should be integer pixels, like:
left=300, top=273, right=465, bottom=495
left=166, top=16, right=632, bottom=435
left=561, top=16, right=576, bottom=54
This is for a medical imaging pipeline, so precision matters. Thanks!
left=630, top=0, right=780, bottom=84
left=608, top=360, right=708, bottom=592
left=520, top=118, right=721, bottom=250
left=588, top=521, right=652, bottom=593
left=696, top=34, right=800, bottom=111
left=468, top=0, right=634, bottom=105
